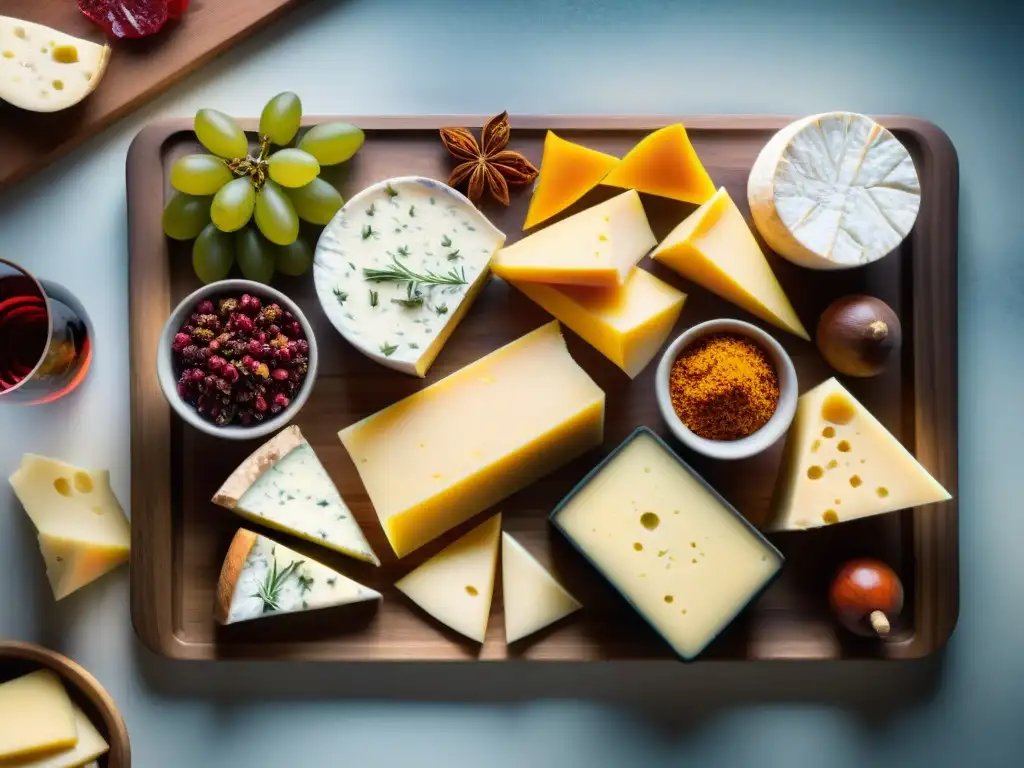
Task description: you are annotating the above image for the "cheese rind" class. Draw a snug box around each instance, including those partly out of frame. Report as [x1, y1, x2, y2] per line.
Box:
[602, 124, 716, 204]
[523, 131, 619, 230]
[13, 703, 109, 768]
[0, 670, 78, 761]
[501, 532, 581, 643]
[339, 321, 605, 558]
[769, 378, 950, 532]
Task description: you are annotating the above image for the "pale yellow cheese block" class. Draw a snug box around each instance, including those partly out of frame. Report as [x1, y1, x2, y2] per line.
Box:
[37, 534, 129, 601]
[12, 702, 109, 768]
[501, 532, 581, 643]
[339, 321, 605, 558]
[769, 378, 951, 532]
[395, 514, 501, 642]
[652, 186, 809, 340]
[491, 190, 656, 287]
[0, 670, 78, 761]
[508, 267, 686, 378]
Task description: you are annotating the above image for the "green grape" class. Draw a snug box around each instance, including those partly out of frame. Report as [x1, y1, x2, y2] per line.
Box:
[170, 154, 233, 196]
[260, 92, 302, 146]
[254, 181, 300, 246]
[267, 149, 320, 188]
[192, 223, 235, 284]
[236, 227, 276, 283]
[195, 109, 249, 159]
[275, 237, 313, 277]
[163, 192, 211, 240]
[210, 177, 256, 233]
[297, 123, 364, 166]
[285, 178, 344, 225]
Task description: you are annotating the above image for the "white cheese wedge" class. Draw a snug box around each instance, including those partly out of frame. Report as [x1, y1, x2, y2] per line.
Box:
[0, 17, 110, 113]
[13, 702, 109, 768]
[212, 426, 379, 565]
[8, 455, 130, 600]
[0, 670, 77, 762]
[395, 514, 501, 643]
[769, 378, 950, 532]
[215, 529, 381, 625]
[501, 532, 581, 644]
[314, 176, 505, 377]
[748, 112, 921, 270]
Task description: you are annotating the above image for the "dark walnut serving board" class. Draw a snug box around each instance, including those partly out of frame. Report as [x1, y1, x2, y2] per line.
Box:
[127, 116, 958, 661]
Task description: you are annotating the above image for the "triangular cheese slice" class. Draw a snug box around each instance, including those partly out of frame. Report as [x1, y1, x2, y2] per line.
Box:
[501, 533, 581, 643]
[769, 378, 951, 532]
[602, 123, 716, 203]
[37, 534, 127, 601]
[652, 187, 810, 340]
[395, 514, 501, 642]
[14, 702, 110, 768]
[523, 131, 619, 230]
[215, 529, 381, 624]
[213, 426, 379, 565]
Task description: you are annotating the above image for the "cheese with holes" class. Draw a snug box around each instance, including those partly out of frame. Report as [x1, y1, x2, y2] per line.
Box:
[602, 124, 716, 204]
[9, 455, 130, 600]
[395, 514, 500, 642]
[552, 428, 782, 660]
[652, 186, 809, 340]
[215, 529, 380, 625]
[213, 426, 379, 565]
[491, 190, 655, 287]
[14, 702, 109, 768]
[509, 267, 685, 378]
[524, 131, 619, 229]
[748, 112, 921, 270]
[0, 17, 110, 113]
[501, 532, 581, 643]
[769, 378, 950, 532]
[0, 670, 77, 761]
[340, 321, 605, 558]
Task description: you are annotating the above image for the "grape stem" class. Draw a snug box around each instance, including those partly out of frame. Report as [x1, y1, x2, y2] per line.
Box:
[227, 135, 273, 191]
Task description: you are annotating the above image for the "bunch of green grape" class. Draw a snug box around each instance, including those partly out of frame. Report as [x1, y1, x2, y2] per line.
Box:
[162, 92, 364, 284]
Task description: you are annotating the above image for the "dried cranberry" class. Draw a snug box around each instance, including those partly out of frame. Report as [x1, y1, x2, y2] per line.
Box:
[283, 311, 294, 321]
[247, 339, 263, 357]
[239, 294, 261, 315]
[172, 332, 191, 351]
[215, 377, 231, 395]
[176, 382, 189, 398]
[232, 314, 254, 334]
[287, 321, 302, 337]
[240, 354, 255, 368]
[274, 347, 292, 364]
[255, 331, 267, 344]
[221, 365, 239, 385]
[207, 355, 227, 373]
[196, 299, 214, 315]
[273, 393, 290, 409]
[268, 324, 281, 336]
[295, 339, 309, 356]
[271, 368, 289, 382]
[203, 375, 218, 394]
[181, 345, 203, 364]
[187, 368, 205, 384]
[254, 394, 268, 413]
[79, 0, 171, 39]
[207, 340, 221, 354]
[246, 358, 262, 374]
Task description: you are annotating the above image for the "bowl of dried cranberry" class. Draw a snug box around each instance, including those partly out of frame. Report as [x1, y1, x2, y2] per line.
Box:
[156, 280, 318, 440]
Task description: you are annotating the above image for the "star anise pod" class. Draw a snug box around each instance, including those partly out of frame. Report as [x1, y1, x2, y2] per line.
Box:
[439, 111, 539, 206]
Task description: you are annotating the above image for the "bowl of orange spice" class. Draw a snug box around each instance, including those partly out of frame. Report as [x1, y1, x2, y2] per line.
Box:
[655, 319, 797, 460]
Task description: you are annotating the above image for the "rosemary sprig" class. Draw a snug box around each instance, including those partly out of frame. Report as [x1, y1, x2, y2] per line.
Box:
[391, 281, 425, 308]
[369, 290, 379, 307]
[254, 558, 304, 613]
[333, 288, 348, 306]
[363, 256, 467, 288]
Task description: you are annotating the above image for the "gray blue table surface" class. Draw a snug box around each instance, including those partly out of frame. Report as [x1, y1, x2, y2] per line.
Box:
[1, 0, 1021, 764]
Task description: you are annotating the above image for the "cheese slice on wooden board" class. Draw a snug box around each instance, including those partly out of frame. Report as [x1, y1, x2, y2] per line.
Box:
[523, 131, 619, 230]
[339, 321, 605, 558]
[215, 529, 381, 625]
[0, 670, 77, 761]
[602, 124, 716, 204]
[501, 532, 581, 643]
[395, 514, 501, 642]
[508, 267, 686, 378]
[212, 425, 379, 566]
[0, 17, 110, 113]
[748, 112, 921, 270]
[652, 186, 809, 340]
[12, 703, 109, 768]
[769, 378, 950, 532]
[491, 190, 655, 287]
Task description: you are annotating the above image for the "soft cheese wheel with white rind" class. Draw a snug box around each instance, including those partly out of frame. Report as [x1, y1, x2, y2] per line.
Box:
[747, 112, 920, 270]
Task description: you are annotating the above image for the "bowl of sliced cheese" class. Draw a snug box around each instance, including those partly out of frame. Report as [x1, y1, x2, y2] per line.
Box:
[0, 641, 130, 767]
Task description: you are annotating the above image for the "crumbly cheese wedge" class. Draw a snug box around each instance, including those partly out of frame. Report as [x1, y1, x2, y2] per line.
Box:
[314, 176, 505, 377]
[215, 529, 381, 625]
[213, 426, 379, 566]
[13, 702, 109, 768]
[501, 532, 581, 643]
[748, 112, 921, 270]
[395, 514, 501, 642]
[523, 131, 619, 229]
[0, 670, 78, 761]
[769, 378, 950, 532]
[0, 17, 110, 112]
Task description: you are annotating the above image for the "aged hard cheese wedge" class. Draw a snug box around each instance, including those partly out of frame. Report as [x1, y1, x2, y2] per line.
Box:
[340, 321, 605, 558]
[602, 124, 716, 204]
[13, 703, 109, 768]
[212, 425, 379, 565]
[9, 455, 130, 600]
[501, 532, 581, 643]
[653, 186, 809, 340]
[215, 529, 381, 625]
[552, 428, 782, 660]
[0, 17, 110, 112]
[509, 267, 686, 378]
[523, 131, 619, 229]
[748, 112, 921, 270]
[395, 514, 501, 642]
[769, 378, 950, 532]
[0, 670, 77, 761]
[491, 190, 655, 287]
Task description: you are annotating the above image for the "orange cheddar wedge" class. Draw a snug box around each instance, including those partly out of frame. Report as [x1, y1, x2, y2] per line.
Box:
[602, 123, 716, 204]
[523, 132, 619, 230]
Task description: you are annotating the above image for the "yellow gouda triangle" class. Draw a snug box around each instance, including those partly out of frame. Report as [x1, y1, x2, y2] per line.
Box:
[602, 124, 716, 204]
[524, 131, 619, 230]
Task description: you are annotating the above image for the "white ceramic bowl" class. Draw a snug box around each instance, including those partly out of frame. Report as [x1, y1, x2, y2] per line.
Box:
[655, 319, 797, 461]
[156, 279, 318, 441]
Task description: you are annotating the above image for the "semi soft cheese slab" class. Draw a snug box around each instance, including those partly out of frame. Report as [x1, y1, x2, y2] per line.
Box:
[602, 123, 716, 204]
[13, 703, 109, 768]
[523, 131, 619, 230]
[340, 321, 605, 558]
[769, 378, 950, 532]
[551, 428, 782, 660]
[0, 670, 77, 761]
[501, 532, 582, 643]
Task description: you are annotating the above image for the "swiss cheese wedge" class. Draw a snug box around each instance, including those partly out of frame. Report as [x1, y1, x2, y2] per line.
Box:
[501, 532, 581, 643]
[602, 123, 716, 204]
[524, 131, 619, 230]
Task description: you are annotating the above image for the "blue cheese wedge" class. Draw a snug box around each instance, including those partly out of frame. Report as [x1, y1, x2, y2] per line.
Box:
[215, 529, 381, 625]
[313, 176, 505, 377]
[212, 426, 379, 566]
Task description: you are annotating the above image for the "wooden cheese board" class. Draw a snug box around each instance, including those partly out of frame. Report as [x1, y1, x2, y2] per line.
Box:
[127, 115, 958, 661]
